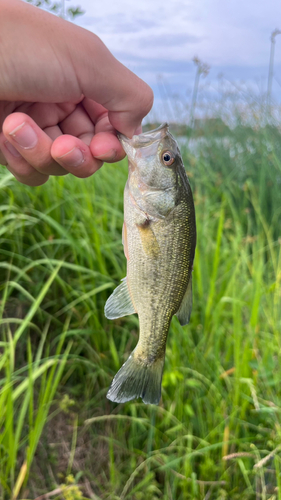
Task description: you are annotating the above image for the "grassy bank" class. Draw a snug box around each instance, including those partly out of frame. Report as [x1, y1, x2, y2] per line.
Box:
[0, 123, 281, 499]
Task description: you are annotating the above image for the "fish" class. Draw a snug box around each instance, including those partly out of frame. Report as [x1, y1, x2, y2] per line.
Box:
[105, 123, 196, 405]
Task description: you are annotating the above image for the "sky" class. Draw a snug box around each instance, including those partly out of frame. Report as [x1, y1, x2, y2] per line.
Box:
[73, 0, 281, 122]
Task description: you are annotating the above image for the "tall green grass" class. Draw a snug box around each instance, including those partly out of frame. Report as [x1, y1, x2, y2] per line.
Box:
[0, 123, 281, 499]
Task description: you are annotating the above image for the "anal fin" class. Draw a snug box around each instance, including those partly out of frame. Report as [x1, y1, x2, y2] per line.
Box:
[105, 278, 136, 320]
[176, 276, 193, 326]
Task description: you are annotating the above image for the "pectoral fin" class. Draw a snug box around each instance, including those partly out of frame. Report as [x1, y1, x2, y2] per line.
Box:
[176, 276, 193, 326]
[105, 278, 136, 319]
[137, 221, 160, 258]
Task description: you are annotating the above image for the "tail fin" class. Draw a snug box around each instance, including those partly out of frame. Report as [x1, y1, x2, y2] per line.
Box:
[106, 351, 165, 405]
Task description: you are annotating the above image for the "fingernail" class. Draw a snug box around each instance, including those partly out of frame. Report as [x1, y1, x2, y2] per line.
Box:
[95, 149, 117, 161]
[9, 122, 37, 149]
[57, 148, 84, 167]
[4, 140, 22, 157]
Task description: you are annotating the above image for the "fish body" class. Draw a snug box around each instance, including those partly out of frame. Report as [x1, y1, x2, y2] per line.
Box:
[105, 124, 196, 405]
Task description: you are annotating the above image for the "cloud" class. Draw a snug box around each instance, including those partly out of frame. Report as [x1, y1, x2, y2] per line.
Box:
[139, 33, 202, 49]
[75, 0, 281, 109]
[82, 13, 157, 33]
[112, 52, 194, 74]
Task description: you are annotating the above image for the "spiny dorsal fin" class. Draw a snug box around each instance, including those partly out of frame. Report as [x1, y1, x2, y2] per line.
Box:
[176, 276, 193, 326]
[104, 278, 136, 320]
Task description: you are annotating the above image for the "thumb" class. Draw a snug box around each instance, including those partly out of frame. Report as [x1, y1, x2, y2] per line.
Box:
[71, 32, 154, 137]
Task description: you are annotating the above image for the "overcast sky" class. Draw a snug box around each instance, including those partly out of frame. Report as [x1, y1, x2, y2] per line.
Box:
[74, 0, 281, 121]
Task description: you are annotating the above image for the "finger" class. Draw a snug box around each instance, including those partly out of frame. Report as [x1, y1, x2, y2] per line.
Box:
[81, 101, 125, 162]
[15, 102, 77, 129]
[44, 125, 63, 141]
[59, 103, 94, 144]
[90, 132, 125, 163]
[51, 134, 103, 178]
[0, 134, 48, 186]
[2, 112, 67, 176]
[82, 100, 112, 131]
[60, 103, 125, 163]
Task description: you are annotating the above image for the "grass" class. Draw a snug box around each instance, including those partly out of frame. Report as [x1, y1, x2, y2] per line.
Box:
[0, 121, 281, 499]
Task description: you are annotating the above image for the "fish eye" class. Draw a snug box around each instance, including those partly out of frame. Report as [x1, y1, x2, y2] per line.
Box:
[161, 151, 175, 166]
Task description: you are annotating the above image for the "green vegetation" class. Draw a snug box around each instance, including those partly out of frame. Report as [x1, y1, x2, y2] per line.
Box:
[1, 122, 281, 499]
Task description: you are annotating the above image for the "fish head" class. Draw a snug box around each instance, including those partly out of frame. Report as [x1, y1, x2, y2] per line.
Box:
[118, 124, 182, 190]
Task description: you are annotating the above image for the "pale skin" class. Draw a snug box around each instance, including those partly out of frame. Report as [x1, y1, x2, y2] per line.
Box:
[0, 0, 154, 186]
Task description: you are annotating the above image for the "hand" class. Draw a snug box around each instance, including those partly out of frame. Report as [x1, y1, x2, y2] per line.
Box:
[0, 0, 153, 185]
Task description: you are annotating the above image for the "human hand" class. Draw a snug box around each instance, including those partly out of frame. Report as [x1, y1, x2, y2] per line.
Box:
[0, 0, 153, 185]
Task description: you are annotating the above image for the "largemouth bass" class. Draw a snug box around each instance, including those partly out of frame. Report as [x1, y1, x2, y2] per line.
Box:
[105, 123, 196, 405]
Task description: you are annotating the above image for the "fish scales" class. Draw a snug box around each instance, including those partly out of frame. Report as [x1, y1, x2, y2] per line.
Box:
[105, 123, 196, 405]
[127, 205, 192, 353]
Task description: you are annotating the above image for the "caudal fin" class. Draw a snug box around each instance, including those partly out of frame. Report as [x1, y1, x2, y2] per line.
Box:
[106, 351, 165, 405]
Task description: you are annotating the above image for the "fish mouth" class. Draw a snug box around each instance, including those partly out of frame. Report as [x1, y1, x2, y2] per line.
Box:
[118, 123, 169, 149]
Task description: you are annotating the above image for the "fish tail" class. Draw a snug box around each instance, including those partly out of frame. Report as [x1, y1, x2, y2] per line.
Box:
[106, 350, 165, 405]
